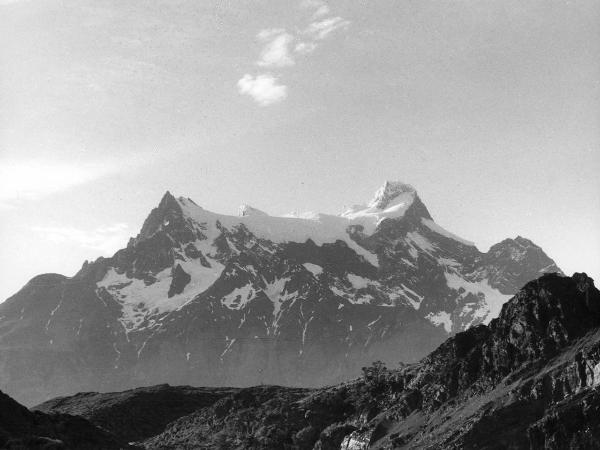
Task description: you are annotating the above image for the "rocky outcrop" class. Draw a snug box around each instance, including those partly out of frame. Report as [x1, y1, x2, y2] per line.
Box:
[168, 264, 191, 297]
[528, 389, 600, 449]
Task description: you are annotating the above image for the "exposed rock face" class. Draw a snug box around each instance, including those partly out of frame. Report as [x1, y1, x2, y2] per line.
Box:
[0, 182, 560, 406]
[37, 273, 600, 449]
[478, 236, 562, 294]
[0, 388, 134, 449]
[528, 389, 600, 449]
[168, 264, 191, 297]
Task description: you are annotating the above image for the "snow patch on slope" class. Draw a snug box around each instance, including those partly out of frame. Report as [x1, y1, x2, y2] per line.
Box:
[407, 232, 436, 255]
[221, 284, 254, 310]
[445, 272, 512, 324]
[220, 277, 296, 329]
[347, 273, 371, 290]
[98, 257, 224, 330]
[330, 277, 376, 305]
[263, 278, 296, 325]
[422, 218, 474, 247]
[396, 284, 424, 309]
[426, 311, 452, 333]
[238, 204, 268, 217]
[303, 263, 323, 277]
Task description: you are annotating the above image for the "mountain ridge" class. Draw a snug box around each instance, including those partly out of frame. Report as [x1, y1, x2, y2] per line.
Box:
[0, 181, 561, 406]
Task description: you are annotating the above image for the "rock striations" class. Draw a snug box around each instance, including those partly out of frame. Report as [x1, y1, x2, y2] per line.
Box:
[0, 181, 560, 406]
[33, 273, 600, 449]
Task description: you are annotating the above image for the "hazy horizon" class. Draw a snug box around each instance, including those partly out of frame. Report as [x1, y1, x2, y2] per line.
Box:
[1, 0, 599, 301]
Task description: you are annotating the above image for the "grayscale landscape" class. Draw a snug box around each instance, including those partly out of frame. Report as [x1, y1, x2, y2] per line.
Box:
[1, 0, 598, 449]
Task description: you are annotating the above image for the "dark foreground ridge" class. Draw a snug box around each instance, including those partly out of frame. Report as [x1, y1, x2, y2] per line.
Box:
[0, 388, 136, 449]
[30, 272, 600, 449]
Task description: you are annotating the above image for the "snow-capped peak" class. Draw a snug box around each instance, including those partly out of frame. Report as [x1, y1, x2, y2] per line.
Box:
[369, 181, 416, 209]
[238, 204, 268, 217]
[340, 180, 417, 224]
[143, 181, 424, 248]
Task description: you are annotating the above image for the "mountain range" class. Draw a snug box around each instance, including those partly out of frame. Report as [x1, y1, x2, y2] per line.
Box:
[0, 181, 561, 406]
[0, 272, 596, 449]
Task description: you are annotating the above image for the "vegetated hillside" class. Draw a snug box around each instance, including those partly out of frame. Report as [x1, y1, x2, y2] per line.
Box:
[0, 182, 559, 406]
[37, 272, 600, 449]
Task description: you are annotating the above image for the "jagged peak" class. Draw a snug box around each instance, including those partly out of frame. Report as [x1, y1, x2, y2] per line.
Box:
[158, 190, 177, 207]
[491, 272, 599, 337]
[238, 204, 268, 217]
[514, 235, 535, 246]
[340, 180, 424, 224]
[487, 236, 536, 253]
[177, 196, 199, 207]
[136, 192, 187, 241]
[150, 192, 200, 213]
[573, 272, 595, 292]
[483, 236, 563, 277]
[494, 236, 537, 247]
[368, 181, 416, 210]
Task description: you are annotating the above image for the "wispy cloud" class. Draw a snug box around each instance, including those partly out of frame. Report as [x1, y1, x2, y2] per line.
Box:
[31, 223, 132, 255]
[237, 74, 288, 106]
[304, 16, 351, 40]
[32, 223, 131, 254]
[312, 5, 330, 19]
[257, 30, 295, 68]
[0, 159, 120, 209]
[0, 153, 157, 209]
[300, 0, 330, 19]
[294, 41, 317, 55]
[237, 1, 350, 106]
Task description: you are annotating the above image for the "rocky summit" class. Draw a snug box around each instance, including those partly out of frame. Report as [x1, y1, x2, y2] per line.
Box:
[0, 181, 560, 406]
[33, 273, 600, 449]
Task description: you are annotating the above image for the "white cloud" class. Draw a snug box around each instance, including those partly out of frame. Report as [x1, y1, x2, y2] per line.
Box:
[304, 16, 350, 40]
[295, 41, 317, 55]
[237, 74, 287, 106]
[300, 0, 330, 18]
[257, 30, 295, 68]
[0, 159, 120, 209]
[32, 223, 131, 255]
[237, 2, 350, 105]
[257, 28, 286, 41]
[313, 5, 330, 18]
[300, 0, 321, 7]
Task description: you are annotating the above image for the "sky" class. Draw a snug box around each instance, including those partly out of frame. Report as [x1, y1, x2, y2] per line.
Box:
[1, 0, 599, 302]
